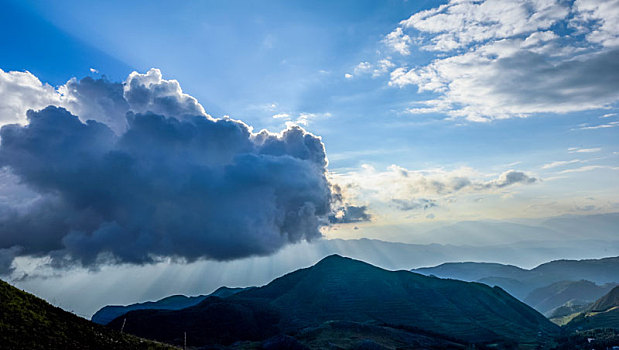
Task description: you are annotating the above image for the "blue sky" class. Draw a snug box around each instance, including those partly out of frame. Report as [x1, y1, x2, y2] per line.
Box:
[1, 0, 618, 241]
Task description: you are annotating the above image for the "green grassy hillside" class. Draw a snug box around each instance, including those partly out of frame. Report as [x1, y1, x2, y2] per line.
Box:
[564, 286, 619, 332]
[0, 279, 177, 350]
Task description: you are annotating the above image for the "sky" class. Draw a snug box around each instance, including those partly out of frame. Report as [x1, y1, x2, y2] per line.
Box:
[0, 0, 618, 316]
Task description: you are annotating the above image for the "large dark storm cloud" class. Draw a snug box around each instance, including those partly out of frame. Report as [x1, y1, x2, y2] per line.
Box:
[0, 84, 335, 267]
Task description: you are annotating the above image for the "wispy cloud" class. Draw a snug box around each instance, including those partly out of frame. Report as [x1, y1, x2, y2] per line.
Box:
[272, 113, 290, 119]
[568, 147, 602, 153]
[542, 159, 581, 169]
[391, 198, 437, 211]
[271, 111, 331, 126]
[327, 148, 409, 162]
[558, 165, 619, 174]
[579, 121, 619, 130]
[285, 112, 331, 127]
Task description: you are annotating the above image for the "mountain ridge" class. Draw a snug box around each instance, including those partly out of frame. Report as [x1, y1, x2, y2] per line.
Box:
[413, 256, 619, 305]
[92, 286, 252, 325]
[108, 254, 559, 348]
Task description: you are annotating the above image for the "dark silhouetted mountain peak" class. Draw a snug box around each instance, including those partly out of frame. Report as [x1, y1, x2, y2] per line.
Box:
[110, 255, 559, 347]
[311, 254, 385, 273]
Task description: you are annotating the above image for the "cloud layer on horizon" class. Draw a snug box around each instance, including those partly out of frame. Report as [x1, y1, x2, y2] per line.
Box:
[331, 165, 539, 218]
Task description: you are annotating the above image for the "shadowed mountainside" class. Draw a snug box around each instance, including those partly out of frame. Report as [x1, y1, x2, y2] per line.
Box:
[109, 255, 559, 348]
[524, 280, 617, 315]
[590, 285, 619, 312]
[564, 286, 619, 332]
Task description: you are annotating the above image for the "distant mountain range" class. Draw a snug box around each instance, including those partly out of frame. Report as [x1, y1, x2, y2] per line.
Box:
[324, 216, 619, 271]
[92, 255, 619, 328]
[91, 286, 252, 325]
[387, 212, 619, 246]
[17, 234, 619, 319]
[7, 253, 619, 349]
[413, 256, 619, 314]
[422, 221, 567, 246]
[107, 255, 559, 348]
[0, 279, 174, 350]
[291, 237, 619, 274]
[414, 256, 619, 287]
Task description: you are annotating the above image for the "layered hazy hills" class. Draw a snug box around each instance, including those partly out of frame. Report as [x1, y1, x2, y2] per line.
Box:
[108, 255, 559, 348]
[414, 262, 530, 285]
[564, 286, 619, 332]
[46, 222, 619, 319]
[0, 279, 176, 350]
[86, 242, 619, 324]
[413, 256, 619, 311]
[92, 286, 252, 325]
[524, 280, 617, 316]
[414, 256, 619, 289]
[412, 212, 619, 246]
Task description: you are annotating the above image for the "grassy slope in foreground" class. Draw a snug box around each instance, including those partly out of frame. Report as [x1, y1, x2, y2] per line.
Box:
[0, 279, 177, 350]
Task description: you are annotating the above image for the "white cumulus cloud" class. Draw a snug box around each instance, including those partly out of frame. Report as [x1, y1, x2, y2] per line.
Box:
[383, 27, 412, 55]
[383, 0, 619, 121]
